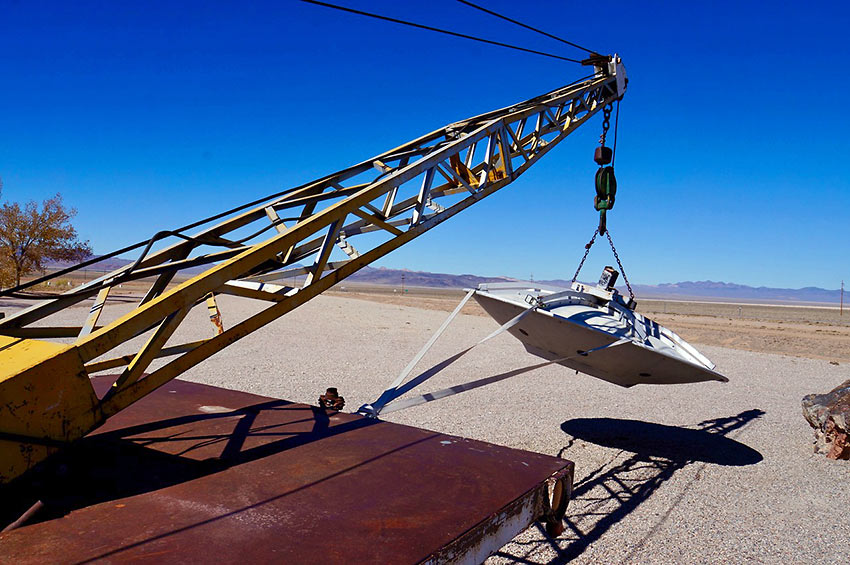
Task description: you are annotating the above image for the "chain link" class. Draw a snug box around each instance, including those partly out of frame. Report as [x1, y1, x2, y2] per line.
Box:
[599, 104, 612, 146]
[571, 228, 598, 283]
[606, 230, 634, 300]
[571, 228, 635, 301]
[573, 104, 628, 294]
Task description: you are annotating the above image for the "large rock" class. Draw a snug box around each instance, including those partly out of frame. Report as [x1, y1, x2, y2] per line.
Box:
[802, 379, 850, 460]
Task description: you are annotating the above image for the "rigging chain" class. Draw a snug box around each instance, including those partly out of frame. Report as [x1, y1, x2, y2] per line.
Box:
[599, 104, 612, 146]
[571, 228, 598, 284]
[606, 230, 634, 300]
[572, 99, 633, 300]
[570, 228, 634, 301]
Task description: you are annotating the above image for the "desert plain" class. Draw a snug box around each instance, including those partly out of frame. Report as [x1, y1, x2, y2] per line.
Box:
[1, 284, 848, 564]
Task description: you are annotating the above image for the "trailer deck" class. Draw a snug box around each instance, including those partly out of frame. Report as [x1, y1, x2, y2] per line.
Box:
[1, 376, 573, 564]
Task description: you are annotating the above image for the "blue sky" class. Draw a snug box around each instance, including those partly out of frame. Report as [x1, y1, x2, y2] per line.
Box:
[1, 0, 847, 289]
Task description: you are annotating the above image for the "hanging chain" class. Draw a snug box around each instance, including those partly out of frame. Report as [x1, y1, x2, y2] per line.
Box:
[571, 103, 628, 291]
[598, 104, 612, 146]
[571, 228, 599, 283]
[605, 230, 634, 300]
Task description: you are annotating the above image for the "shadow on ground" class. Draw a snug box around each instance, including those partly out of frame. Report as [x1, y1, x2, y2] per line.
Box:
[561, 413, 764, 466]
[493, 409, 765, 564]
[0, 400, 378, 529]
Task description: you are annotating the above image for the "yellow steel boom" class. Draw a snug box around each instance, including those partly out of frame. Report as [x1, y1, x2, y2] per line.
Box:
[0, 58, 626, 483]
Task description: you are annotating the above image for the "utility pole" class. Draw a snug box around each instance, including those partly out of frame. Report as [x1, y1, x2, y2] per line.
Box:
[401, 273, 405, 294]
[841, 280, 844, 316]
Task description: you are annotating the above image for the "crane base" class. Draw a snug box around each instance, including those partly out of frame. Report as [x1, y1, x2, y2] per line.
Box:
[0, 376, 573, 564]
[0, 336, 100, 484]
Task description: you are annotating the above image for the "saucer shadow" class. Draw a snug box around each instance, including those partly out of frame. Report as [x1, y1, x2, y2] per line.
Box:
[491, 411, 765, 563]
[561, 416, 763, 466]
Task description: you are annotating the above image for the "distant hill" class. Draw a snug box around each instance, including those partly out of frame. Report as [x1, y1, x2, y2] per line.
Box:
[45, 255, 210, 274]
[537, 278, 840, 304]
[351, 269, 842, 305]
[470, 277, 841, 305]
[44, 258, 842, 305]
[628, 281, 842, 304]
[348, 266, 514, 288]
[46, 255, 135, 271]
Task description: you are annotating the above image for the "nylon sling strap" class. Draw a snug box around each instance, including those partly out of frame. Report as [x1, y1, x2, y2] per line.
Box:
[359, 288, 629, 417]
[378, 337, 629, 415]
[359, 289, 537, 417]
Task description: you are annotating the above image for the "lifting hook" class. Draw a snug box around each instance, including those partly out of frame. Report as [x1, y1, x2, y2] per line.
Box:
[593, 104, 617, 235]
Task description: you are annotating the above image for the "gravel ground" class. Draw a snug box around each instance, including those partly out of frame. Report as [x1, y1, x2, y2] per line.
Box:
[4, 293, 849, 563]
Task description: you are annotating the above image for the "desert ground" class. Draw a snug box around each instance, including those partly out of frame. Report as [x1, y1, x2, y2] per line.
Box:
[1, 285, 848, 564]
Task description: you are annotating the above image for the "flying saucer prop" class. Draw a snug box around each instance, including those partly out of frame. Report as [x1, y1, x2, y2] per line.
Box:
[472, 269, 727, 388]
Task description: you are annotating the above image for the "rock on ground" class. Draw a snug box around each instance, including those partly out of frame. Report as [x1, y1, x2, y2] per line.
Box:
[802, 379, 850, 459]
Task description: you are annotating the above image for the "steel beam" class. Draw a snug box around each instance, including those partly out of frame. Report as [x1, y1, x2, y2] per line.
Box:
[0, 61, 626, 483]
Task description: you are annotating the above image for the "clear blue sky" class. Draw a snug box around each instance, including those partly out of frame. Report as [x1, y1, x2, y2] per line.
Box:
[1, 0, 847, 289]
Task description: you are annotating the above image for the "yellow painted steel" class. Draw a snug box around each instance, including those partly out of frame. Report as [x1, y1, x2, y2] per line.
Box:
[0, 68, 624, 484]
[0, 336, 101, 483]
[205, 293, 225, 335]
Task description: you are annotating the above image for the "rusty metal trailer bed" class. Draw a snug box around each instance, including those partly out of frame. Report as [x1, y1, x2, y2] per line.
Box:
[0, 376, 572, 564]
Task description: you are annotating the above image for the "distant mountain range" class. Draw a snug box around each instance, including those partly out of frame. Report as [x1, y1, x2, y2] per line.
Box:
[48, 256, 138, 272]
[348, 266, 511, 288]
[46, 255, 208, 274]
[626, 281, 842, 303]
[349, 267, 843, 305]
[45, 258, 842, 305]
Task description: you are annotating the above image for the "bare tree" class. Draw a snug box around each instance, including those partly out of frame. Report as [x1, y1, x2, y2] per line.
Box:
[0, 193, 92, 288]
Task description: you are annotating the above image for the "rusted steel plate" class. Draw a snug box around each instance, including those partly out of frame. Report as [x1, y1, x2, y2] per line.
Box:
[0, 376, 572, 564]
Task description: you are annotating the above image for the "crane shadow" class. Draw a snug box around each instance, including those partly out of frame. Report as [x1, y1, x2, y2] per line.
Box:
[0, 399, 383, 529]
[493, 409, 765, 564]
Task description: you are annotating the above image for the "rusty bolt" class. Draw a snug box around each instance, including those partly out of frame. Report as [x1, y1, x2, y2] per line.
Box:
[318, 387, 345, 411]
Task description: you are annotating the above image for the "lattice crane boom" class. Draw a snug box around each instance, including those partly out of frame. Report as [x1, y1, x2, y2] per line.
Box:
[0, 57, 626, 483]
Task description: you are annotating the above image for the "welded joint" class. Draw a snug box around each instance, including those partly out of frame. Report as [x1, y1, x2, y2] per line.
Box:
[336, 231, 360, 258]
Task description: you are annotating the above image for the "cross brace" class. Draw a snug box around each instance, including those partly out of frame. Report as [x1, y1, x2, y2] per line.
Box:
[0, 58, 626, 483]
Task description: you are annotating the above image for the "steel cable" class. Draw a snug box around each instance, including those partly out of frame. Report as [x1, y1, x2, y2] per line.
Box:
[300, 0, 584, 63]
[456, 0, 600, 55]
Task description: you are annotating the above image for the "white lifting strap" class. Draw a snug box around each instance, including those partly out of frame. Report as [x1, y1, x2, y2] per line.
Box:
[380, 338, 628, 415]
[358, 289, 627, 418]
